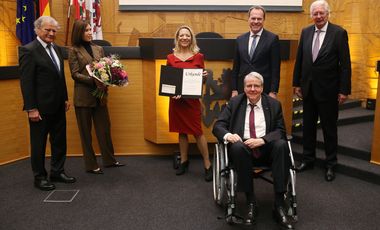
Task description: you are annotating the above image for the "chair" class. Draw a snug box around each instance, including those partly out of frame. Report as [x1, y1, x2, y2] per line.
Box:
[195, 32, 223, 39]
[92, 39, 112, 46]
[212, 136, 298, 225]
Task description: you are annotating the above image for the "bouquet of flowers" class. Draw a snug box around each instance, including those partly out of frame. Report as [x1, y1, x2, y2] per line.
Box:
[86, 54, 128, 99]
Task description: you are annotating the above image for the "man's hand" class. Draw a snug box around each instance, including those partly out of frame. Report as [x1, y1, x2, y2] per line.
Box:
[202, 70, 208, 82]
[231, 90, 238, 98]
[172, 95, 182, 100]
[294, 87, 303, 98]
[226, 133, 242, 143]
[65, 101, 70, 112]
[338, 94, 348, 104]
[244, 138, 265, 149]
[269, 92, 277, 99]
[28, 109, 42, 122]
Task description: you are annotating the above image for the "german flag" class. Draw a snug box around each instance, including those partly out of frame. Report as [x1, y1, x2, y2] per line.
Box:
[38, 0, 50, 16]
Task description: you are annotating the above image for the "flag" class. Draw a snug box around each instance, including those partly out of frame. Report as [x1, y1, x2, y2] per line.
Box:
[16, 0, 36, 45]
[78, 0, 87, 20]
[86, 0, 103, 40]
[69, 0, 80, 19]
[39, 0, 51, 16]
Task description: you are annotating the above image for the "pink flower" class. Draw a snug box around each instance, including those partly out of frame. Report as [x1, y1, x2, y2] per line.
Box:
[94, 62, 104, 69]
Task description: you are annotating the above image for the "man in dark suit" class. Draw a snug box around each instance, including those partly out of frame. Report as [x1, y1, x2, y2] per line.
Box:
[213, 72, 293, 229]
[231, 5, 281, 99]
[293, 0, 351, 182]
[19, 16, 76, 191]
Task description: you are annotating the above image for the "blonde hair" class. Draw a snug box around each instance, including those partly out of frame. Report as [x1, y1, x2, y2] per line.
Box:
[173, 25, 200, 54]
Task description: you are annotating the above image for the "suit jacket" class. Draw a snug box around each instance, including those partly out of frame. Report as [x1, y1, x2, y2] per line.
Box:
[212, 93, 286, 144]
[19, 39, 68, 114]
[68, 44, 104, 107]
[293, 22, 351, 101]
[231, 29, 281, 94]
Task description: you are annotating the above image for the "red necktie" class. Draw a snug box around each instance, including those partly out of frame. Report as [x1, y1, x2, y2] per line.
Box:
[249, 104, 261, 158]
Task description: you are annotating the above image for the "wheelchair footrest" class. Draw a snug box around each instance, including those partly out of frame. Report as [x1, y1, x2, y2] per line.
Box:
[225, 213, 245, 225]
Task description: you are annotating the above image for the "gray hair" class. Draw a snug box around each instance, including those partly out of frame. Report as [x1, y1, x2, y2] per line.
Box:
[310, 0, 330, 17]
[34, 16, 60, 33]
[244, 72, 264, 86]
[248, 5, 266, 19]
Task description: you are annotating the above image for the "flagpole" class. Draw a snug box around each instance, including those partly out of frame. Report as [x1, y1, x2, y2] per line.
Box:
[65, 0, 72, 46]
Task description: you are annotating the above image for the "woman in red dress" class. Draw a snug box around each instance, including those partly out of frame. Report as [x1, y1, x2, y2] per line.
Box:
[166, 25, 212, 181]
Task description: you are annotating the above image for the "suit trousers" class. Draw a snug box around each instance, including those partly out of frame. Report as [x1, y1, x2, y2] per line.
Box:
[29, 104, 67, 179]
[228, 139, 290, 193]
[302, 89, 339, 168]
[75, 105, 116, 171]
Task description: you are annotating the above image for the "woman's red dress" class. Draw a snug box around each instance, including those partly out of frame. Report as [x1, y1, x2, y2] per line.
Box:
[166, 52, 205, 136]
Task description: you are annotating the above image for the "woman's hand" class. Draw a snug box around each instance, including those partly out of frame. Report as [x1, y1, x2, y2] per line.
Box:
[172, 95, 182, 100]
[94, 78, 107, 90]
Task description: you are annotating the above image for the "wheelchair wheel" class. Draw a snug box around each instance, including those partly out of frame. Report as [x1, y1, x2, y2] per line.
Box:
[213, 144, 226, 205]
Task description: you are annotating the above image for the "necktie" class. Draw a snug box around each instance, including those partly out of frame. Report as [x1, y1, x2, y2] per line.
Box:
[249, 35, 258, 59]
[312, 30, 321, 62]
[46, 43, 60, 71]
[249, 104, 261, 158]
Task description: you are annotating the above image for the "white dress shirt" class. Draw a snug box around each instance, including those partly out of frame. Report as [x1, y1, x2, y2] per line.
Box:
[243, 97, 266, 139]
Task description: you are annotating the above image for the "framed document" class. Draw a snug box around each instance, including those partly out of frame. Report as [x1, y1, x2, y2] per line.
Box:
[159, 65, 203, 98]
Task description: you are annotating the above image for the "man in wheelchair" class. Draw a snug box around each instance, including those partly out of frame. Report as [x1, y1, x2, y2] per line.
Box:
[212, 72, 294, 229]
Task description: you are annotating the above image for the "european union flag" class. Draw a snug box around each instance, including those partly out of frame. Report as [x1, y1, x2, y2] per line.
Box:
[16, 0, 36, 45]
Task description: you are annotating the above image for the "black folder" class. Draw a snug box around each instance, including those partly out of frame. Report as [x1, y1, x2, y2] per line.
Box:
[159, 65, 203, 98]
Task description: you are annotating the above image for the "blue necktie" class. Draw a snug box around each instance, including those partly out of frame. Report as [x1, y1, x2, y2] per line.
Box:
[46, 43, 60, 71]
[249, 35, 258, 59]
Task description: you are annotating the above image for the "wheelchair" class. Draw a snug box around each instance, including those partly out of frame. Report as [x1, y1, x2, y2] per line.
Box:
[212, 137, 298, 225]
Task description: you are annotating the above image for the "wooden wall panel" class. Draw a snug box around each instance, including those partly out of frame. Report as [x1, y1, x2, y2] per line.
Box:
[371, 70, 380, 165]
[1, 0, 18, 66]
[1, 0, 380, 164]
[0, 80, 29, 164]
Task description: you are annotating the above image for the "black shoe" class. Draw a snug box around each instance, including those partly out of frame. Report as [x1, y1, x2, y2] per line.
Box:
[34, 179, 55, 191]
[176, 161, 189, 175]
[87, 168, 104, 174]
[245, 203, 257, 225]
[296, 161, 314, 172]
[50, 172, 76, 183]
[204, 166, 212, 182]
[273, 206, 294, 229]
[105, 161, 125, 168]
[325, 167, 335, 182]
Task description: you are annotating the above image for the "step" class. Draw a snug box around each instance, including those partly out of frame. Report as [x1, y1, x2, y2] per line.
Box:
[291, 142, 380, 185]
[292, 122, 373, 161]
[292, 99, 362, 120]
[292, 106, 374, 132]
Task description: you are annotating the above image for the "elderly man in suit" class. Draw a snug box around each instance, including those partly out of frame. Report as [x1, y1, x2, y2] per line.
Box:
[213, 72, 293, 229]
[231, 5, 281, 98]
[19, 16, 76, 191]
[293, 0, 351, 182]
